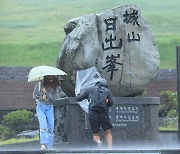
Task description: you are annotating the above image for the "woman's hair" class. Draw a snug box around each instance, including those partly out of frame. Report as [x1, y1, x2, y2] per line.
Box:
[44, 75, 60, 90]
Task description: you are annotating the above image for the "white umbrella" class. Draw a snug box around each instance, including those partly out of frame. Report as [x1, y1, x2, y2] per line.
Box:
[75, 66, 106, 112]
[28, 65, 67, 82]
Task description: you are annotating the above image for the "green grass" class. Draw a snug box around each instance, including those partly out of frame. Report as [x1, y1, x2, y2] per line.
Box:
[0, 137, 39, 146]
[0, 42, 61, 67]
[0, 0, 180, 68]
[157, 34, 180, 68]
[159, 126, 178, 131]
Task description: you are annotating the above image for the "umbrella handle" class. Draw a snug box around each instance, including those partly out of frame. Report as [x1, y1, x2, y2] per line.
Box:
[38, 79, 44, 92]
[38, 81, 41, 92]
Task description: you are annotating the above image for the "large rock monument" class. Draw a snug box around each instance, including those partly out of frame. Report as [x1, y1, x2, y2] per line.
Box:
[55, 4, 160, 147]
[57, 4, 160, 97]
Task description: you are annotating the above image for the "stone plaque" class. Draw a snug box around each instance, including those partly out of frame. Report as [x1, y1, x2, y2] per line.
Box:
[109, 104, 144, 128]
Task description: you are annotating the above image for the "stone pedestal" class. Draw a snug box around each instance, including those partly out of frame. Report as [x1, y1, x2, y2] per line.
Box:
[54, 97, 160, 148]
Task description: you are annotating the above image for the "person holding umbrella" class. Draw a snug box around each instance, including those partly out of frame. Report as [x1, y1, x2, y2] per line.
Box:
[33, 75, 66, 150]
[76, 81, 114, 150]
[28, 65, 67, 150]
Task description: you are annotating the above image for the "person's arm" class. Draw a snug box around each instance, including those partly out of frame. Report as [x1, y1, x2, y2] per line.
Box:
[75, 89, 88, 102]
[107, 90, 114, 107]
[33, 84, 43, 100]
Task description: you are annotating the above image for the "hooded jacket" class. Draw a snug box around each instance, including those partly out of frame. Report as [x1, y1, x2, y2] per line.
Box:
[76, 82, 114, 113]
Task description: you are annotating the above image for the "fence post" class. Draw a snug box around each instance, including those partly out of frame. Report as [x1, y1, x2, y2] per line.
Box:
[176, 46, 180, 141]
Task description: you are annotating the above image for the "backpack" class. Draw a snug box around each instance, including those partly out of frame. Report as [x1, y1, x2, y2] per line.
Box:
[89, 86, 108, 111]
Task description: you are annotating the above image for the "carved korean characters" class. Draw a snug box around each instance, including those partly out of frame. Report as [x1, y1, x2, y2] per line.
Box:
[57, 4, 160, 96]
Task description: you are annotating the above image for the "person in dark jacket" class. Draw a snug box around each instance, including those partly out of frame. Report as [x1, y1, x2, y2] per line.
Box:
[76, 81, 114, 149]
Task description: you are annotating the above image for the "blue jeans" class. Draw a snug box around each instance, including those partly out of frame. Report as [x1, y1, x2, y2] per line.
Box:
[36, 102, 54, 149]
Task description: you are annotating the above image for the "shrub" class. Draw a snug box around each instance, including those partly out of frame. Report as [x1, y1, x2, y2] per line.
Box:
[2, 110, 33, 134]
[159, 91, 177, 117]
[167, 109, 178, 118]
[159, 104, 169, 117]
[0, 125, 15, 141]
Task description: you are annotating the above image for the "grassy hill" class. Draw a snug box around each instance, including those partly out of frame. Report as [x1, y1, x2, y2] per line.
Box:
[0, 0, 180, 68]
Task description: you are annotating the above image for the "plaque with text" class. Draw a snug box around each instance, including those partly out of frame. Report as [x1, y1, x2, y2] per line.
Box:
[109, 104, 144, 128]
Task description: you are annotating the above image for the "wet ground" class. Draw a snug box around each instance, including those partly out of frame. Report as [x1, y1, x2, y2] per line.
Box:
[0, 141, 180, 154]
[0, 148, 180, 154]
[0, 132, 180, 153]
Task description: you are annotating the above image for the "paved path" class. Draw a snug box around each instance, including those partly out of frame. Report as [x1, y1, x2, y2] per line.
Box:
[0, 141, 180, 154]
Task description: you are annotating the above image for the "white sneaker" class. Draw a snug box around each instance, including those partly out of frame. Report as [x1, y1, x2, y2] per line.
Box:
[41, 144, 47, 150]
[97, 140, 103, 150]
